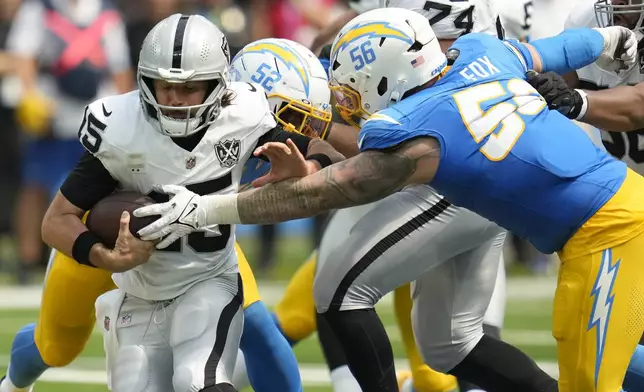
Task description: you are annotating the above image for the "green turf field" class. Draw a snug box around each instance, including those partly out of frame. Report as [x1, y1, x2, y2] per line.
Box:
[0, 287, 556, 391]
[0, 234, 559, 391]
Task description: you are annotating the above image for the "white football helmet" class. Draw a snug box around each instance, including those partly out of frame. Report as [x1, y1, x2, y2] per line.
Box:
[137, 14, 231, 137]
[595, 0, 644, 35]
[230, 38, 332, 138]
[329, 8, 447, 127]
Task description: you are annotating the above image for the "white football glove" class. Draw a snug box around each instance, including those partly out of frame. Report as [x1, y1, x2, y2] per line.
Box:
[594, 26, 638, 74]
[133, 185, 208, 249]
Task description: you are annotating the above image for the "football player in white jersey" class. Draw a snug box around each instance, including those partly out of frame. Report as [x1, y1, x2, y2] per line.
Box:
[39, 14, 342, 392]
[497, 0, 533, 42]
[136, 9, 560, 392]
[311, 0, 504, 54]
[554, 0, 644, 157]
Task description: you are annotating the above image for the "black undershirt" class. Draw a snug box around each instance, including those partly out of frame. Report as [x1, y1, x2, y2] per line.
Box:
[60, 125, 312, 211]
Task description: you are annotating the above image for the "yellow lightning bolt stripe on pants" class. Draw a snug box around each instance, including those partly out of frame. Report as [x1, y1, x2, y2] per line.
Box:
[274, 253, 457, 392]
[555, 169, 644, 392]
[35, 236, 260, 367]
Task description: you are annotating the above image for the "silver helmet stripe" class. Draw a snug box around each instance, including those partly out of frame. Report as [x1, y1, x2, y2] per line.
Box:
[172, 15, 191, 69]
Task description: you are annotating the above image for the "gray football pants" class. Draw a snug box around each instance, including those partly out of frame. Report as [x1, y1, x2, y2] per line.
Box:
[314, 184, 506, 372]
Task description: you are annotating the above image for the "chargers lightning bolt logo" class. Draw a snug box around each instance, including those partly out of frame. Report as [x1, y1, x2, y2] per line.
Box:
[587, 248, 620, 389]
[241, 41, 310, 96]
[332, 21, 413, 60]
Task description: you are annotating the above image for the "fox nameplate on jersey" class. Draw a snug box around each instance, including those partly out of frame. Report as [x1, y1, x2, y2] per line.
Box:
[215, 139, 241, 168]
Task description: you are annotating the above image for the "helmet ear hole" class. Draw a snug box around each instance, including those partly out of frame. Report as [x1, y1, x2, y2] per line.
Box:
[141, 76, 159, 120]
[142, 76, 156, 99]
[377, 77, 388, 96]
[408, 41, 423, 52]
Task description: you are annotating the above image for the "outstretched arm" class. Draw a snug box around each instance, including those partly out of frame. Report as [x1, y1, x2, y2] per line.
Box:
[505, 26, 636, 75]
[209, 136, 441, 225]
[133, 137, 440, 242]
[581, 84, 644, 131]
[527, 71, 644, 131]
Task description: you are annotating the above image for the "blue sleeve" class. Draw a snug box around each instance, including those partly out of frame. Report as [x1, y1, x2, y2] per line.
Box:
[358, 115, 439, 152]
[507, 28, 604, 74]
[240, 158, 270, 185]
[450, 34, 531, 79]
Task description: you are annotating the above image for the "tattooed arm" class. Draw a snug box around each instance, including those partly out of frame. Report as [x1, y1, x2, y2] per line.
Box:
[205, 136, 441, 225]
[133, 136, 440, 241]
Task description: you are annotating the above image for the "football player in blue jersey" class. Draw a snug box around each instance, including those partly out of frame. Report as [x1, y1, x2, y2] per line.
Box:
[526, 68, 644, 392]
[135, 7, 644, 392]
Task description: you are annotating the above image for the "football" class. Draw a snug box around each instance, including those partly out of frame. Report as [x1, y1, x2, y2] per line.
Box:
[86, 191, 160, 248]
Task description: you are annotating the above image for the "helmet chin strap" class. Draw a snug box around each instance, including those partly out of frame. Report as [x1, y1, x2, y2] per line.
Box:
[387, 78, 409, 108]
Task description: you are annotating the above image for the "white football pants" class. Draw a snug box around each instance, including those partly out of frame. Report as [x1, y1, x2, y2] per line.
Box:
[96, 273, 244, 392]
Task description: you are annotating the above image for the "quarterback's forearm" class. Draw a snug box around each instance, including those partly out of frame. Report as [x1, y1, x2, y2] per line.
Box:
[42, 192, 121, 271]
[202, 137, 440, 225]
[582, 84, 644, 131]
[41, 193, 110, 267]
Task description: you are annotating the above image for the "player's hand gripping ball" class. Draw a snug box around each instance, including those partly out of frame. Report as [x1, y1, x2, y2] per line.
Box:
[86, 191, 160, 248]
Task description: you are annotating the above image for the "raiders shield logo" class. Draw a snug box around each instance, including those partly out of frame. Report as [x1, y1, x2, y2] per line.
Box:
[215, 139, 241, 168]
[221, 36, 231, 64]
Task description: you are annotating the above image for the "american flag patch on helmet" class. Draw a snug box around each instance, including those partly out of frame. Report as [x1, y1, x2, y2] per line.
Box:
[411, 56, 425, 68]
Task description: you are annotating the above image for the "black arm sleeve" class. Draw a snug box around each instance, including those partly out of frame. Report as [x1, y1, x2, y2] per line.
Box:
[255, 125, 312, 162]
[59, 152, 119, 211]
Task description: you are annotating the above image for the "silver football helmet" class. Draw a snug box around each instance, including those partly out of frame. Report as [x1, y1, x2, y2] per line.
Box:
[137, 14, 231, 137]
[595, 0, 644, 35]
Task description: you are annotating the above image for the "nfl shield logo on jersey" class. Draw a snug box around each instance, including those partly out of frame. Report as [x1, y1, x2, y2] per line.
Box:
[215, 139, 241, 168]
[104, 316, 110, 331]
[185, 156, 196, 170]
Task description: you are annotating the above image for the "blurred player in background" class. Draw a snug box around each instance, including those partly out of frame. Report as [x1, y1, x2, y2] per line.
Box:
[6, 0, 133, 284]
[310, 0, 503, 54]
[497, 0, 532, 42]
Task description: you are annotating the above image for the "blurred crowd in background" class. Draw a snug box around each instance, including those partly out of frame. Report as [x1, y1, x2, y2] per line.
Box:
[0, 0, 582, 285]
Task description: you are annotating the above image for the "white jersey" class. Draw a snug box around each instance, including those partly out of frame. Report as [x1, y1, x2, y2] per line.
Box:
[497, 0, 532, 41]
[349, 0, 501, 39]
[80, 82, 276, 300]
[565, 3, 644, 174]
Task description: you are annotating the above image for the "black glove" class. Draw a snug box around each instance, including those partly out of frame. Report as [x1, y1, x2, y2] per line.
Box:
[526, 70, 584, 119]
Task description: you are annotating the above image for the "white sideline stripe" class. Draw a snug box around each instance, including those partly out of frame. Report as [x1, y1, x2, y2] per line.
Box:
[0, 277, 557, 309]
[29, 362, 560, 386]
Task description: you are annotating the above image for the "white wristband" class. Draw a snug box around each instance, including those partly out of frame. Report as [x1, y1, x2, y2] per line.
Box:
[202, 193, 241, 225]
[574, 89, 589, 120]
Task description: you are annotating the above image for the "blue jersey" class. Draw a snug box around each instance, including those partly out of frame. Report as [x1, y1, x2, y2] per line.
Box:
[240, 157, 271, 186]
[358, 33, 626, 254]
